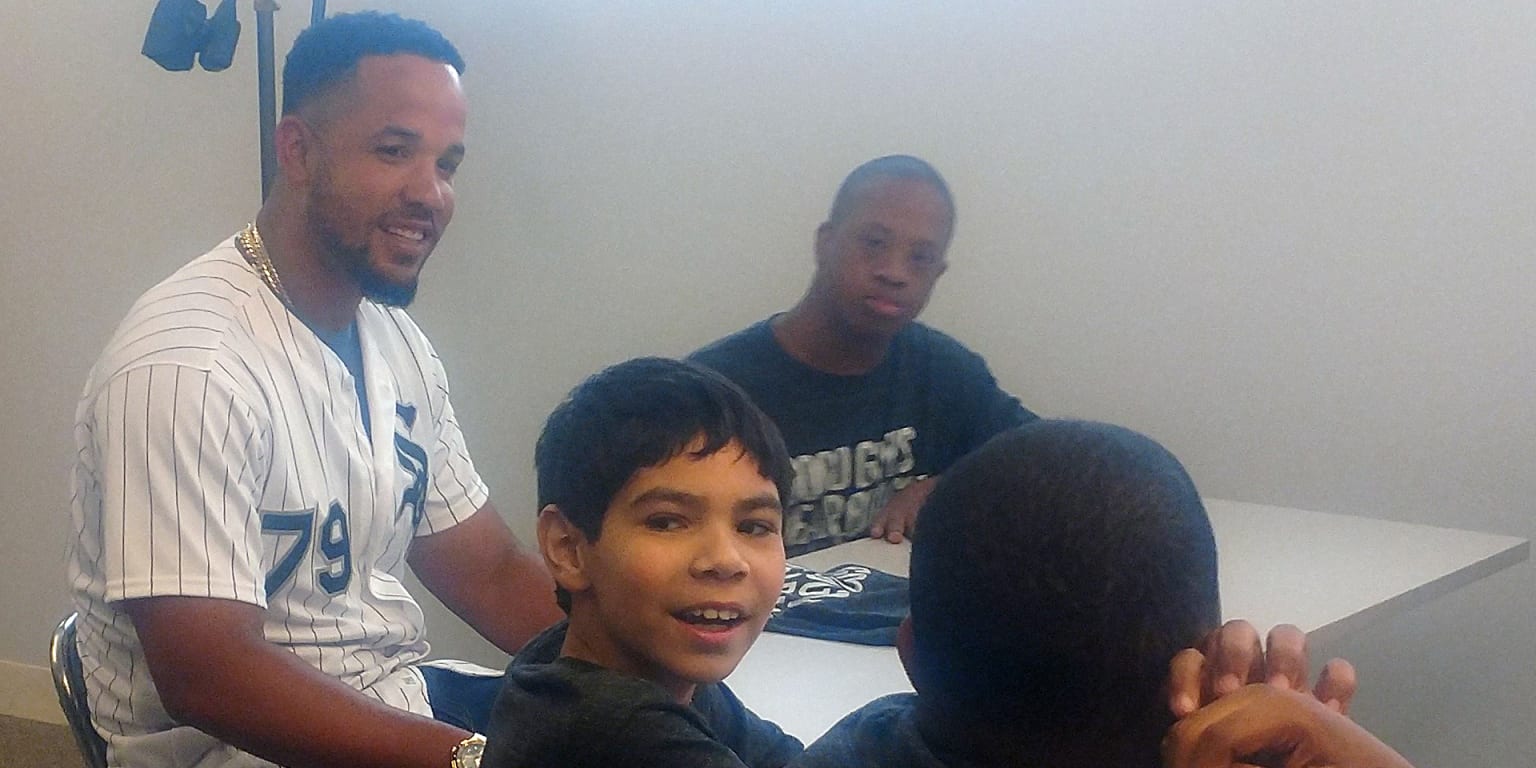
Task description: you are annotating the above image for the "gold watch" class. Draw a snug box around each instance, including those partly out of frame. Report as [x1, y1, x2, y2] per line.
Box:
[451, 733, 486, 768]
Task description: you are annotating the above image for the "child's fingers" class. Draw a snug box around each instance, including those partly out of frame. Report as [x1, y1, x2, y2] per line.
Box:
[1202, 619, 1264, 698]
[1261, 624, 1308, 692]
[1166, 647, 1208, 717]
[1313, 657, 1358, 715]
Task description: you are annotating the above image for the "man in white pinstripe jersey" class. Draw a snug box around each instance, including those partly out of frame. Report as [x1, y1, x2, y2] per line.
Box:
[68, 12, 561, 768]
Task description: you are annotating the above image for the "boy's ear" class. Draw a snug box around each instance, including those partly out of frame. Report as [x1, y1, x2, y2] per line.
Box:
[537, 504, 592, 596]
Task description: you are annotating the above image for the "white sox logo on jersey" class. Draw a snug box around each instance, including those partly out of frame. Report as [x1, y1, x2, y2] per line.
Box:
[394, 402, 429, 527]
[260, 402, 430, 599]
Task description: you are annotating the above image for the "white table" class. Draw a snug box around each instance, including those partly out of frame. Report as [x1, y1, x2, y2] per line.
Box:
[725, 499, 1529, 742]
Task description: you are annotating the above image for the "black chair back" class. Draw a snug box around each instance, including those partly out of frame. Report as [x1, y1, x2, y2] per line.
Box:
[50, 613, 108, 768]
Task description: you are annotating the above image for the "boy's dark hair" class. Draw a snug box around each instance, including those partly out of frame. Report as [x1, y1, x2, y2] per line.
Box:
[537, 357, 794, 543]
[282, 11, 465, 116]
[908, 420, 1219, 738]
[826, 155, 956, 233]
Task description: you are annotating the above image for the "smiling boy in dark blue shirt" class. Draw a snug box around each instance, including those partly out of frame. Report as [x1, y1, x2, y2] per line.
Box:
[483, 358, 801, 768]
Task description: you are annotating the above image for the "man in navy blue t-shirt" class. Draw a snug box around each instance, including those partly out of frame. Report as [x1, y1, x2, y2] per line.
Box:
[690, 155, 1035, 556]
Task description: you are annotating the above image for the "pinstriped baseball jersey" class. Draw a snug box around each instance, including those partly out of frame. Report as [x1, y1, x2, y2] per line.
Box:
[68, 236, 489, 768]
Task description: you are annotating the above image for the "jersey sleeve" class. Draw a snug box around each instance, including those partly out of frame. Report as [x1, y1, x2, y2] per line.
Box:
[87, 362, 269, 607]
[413, 346, 490, 536]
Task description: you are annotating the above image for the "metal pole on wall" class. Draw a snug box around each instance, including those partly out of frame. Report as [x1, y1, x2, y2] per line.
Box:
[256, 0, 278, 200]
[255, 1, 325, 201]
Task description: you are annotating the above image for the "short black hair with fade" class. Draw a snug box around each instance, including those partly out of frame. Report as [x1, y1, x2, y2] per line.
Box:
[536, 357, 794, 544]
[909, 420, 1219, 739]
[281, 11, 466, 116]
[825, 155, 956, 235]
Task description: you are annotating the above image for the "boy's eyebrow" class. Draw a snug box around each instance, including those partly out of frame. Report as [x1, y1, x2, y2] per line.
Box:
[629, 487, 705, 510]
[735, 493, 784, 514]
[626, 488, 782, 514]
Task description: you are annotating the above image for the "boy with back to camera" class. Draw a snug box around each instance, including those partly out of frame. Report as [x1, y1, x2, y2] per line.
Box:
[793, 420, 1413, 768]
[481, 357, 803, 767]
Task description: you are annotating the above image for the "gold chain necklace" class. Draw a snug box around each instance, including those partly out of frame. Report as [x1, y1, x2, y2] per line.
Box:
[235, 222, 293, 306]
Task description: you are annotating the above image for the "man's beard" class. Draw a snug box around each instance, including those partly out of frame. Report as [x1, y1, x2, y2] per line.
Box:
[309, 183, 421, 307]
[357, 263, 419, 307]
[327, 234, 420, 307]
[339, 239, 414, 305]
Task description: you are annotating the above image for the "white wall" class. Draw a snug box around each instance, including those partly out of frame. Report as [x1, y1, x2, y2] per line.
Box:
[3, 0, 1532, 762]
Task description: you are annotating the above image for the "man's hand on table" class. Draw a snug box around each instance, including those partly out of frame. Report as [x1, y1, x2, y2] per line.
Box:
[869, 476, 937, 544]
[1166, 620, 1357, 718]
